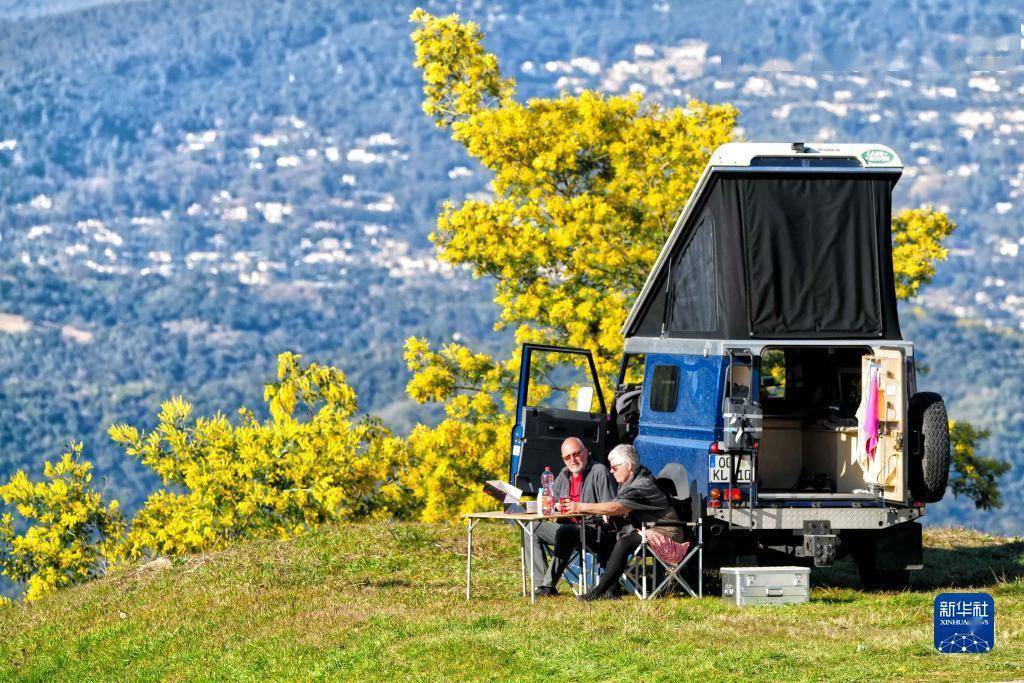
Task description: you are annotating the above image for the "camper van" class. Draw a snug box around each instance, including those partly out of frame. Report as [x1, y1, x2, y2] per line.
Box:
[508, 143, 950, 588]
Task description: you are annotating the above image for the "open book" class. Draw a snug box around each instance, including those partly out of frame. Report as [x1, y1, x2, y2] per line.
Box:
[482, 480, 525, 513]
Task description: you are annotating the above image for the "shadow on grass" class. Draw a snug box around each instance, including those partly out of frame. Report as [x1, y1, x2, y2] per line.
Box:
[914, 540, 1024, 589]
[813, 538, 1024, 591]
[813, 596, 858, 604]
[359, 577, 413, 589]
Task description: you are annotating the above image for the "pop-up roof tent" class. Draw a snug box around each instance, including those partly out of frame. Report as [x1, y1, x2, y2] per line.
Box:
[622, 143, 904, 341]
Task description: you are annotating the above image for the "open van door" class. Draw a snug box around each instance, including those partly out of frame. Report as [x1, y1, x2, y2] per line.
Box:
[509, 344, 608, 493]
[853, 348, 907, 503]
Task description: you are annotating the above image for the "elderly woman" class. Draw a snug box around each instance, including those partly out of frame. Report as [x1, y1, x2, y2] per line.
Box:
[566, 443, 684, 601]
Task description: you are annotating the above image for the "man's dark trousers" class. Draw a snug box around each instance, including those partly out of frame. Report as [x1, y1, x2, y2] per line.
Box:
[532, 521, 609, 590]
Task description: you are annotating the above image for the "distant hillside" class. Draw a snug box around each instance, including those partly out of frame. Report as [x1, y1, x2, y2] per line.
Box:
[0, 523, 1022, 680]
[0, 0, 1020, 530]
[0, 0, 115, 19]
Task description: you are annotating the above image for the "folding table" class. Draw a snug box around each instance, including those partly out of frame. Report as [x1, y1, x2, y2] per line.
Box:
[462, 510, 594, 604]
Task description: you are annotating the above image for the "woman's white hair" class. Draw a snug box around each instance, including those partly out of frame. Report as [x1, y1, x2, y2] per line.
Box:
[607, 444, 640, 468]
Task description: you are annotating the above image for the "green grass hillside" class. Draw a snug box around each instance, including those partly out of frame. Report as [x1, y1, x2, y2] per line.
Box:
[1, 524, 1022, 681]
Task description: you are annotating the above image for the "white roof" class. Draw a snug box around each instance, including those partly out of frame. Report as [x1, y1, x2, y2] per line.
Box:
[620, 142, 903, 336]
[709, 142, 902, 168]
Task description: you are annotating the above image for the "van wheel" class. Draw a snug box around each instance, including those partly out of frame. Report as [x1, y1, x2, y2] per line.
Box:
[907, 392, 950, 503]
[850, 537, 913, 591]
[857, 565, 911, 591]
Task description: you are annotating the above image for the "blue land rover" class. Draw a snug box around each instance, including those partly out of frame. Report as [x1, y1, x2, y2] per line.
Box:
[508, 143, 950, 588]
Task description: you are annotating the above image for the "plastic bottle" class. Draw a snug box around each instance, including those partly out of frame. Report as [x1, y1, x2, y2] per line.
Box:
[540, 466, 555, 515]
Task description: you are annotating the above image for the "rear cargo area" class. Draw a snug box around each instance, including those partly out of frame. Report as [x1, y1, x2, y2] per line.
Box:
[754, 346, 905, 501]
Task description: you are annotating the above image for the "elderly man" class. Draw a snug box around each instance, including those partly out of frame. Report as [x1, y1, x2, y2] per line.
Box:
[567, 443, 684, 601]
[530, 436, 617, 597]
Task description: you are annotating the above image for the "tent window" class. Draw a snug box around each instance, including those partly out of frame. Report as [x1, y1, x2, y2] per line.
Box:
[668, 214, 717, 332]
[650, 364, 679, 413]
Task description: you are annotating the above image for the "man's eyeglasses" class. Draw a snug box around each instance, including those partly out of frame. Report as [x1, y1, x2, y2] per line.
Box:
[561, 450, 585, 462]
[609, 462, 623, 472]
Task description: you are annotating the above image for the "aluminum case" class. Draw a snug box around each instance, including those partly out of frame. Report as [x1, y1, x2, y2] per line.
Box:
[720, 566, 810, 606]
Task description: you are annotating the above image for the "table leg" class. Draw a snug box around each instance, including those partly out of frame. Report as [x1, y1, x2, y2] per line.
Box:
[519, 525, 527, 597]
[528, 521, 536, 605]
[698, 520, 703, 598]
[641, 537, 647, 599]
[466, 518, 476, 600]
[579, 520, 586, 595]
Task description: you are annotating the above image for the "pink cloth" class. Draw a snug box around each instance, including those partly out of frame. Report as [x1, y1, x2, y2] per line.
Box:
[644, 531, 691, 566]
[864, 368, 879, 459]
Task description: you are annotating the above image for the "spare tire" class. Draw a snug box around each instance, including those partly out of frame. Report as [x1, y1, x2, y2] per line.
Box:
[907, 392, 950, 503]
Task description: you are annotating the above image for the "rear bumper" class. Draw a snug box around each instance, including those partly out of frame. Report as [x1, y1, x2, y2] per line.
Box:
[707, 505, 925, 530]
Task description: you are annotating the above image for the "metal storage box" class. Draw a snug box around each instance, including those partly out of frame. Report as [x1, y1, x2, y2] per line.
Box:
[720, 566, 810, 606]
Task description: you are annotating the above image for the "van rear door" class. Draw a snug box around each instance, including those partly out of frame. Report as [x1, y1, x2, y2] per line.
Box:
[857, 348, 907, 503]
[509, 344, 608, 493]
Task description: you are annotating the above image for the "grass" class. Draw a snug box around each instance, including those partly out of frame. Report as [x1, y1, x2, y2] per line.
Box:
[0, 524, 1022, 682]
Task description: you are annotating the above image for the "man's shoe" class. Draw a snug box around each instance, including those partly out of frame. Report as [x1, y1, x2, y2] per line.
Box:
[576, 589, 620, 602]
[534, 585, 559, 597]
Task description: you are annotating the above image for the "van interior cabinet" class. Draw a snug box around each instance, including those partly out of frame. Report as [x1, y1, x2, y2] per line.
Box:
[757, 422, 860, 494]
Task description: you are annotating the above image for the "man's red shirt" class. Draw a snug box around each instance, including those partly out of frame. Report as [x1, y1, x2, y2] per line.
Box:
[569, 472, 584, 502]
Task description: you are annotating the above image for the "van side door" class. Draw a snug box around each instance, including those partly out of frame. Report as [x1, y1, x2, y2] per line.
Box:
[508, 344, 608, 493]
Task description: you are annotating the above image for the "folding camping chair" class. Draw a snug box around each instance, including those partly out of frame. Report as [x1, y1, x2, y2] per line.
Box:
[621, 464, 703, 599]
[624, 519, 703, 599]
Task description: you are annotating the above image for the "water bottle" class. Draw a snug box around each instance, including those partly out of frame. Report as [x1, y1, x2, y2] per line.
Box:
[540, 466, 555, 515]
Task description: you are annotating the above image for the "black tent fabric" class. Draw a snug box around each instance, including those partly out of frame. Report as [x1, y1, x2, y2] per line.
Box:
[632, 269, 667, 336]
[627, 171, 902, 340]
[739, 177, 886, 337]
[666, 212, 717, 332]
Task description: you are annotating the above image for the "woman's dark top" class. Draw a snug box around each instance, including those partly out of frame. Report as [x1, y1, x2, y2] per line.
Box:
[611, 465, 685, 542]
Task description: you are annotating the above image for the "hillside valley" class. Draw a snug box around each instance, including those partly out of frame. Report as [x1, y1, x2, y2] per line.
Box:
[0, 0, 1021, 532]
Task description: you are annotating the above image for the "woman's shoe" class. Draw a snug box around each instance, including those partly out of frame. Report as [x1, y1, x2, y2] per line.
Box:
[577, 589, 620, 602]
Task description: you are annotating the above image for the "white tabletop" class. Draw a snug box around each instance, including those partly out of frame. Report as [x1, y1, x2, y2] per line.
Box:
[462, 510, 590, 521]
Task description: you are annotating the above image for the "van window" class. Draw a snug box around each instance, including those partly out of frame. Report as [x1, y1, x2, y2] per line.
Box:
[727, 357, 754, 401]
[619, 353, 646, 387]
[650, 365, 679, 412]
[759, 349, 787, 400]
[526, 350, 602, 413]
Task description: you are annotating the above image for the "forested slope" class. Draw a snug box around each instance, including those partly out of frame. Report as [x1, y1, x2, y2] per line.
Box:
[0, 0, 1020, 529]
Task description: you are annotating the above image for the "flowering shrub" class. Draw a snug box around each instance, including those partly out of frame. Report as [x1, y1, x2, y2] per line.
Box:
[0, 443, 124, 602]
[109, 352, 405, 558]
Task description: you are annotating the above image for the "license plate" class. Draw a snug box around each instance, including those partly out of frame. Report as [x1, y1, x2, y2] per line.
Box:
[709, 454, 753, 484]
